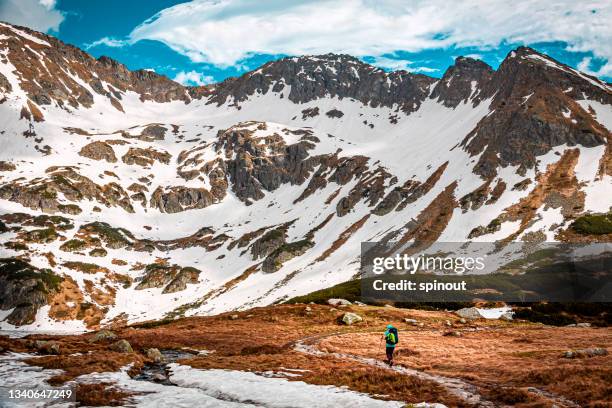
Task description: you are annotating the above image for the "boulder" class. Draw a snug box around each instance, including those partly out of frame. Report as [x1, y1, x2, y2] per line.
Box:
[455, 307, 484, 320]
[145, 348, 165, 363]
[89, 329, 117, 343]
[35, 340, 60, 355]
[110, 339, 133, 353]
[341, 312, 363, 325]
[499, 312, 513, 321]
[328, 298, 352, 306]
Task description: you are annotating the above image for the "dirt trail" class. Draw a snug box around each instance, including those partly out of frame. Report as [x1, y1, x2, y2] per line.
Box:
[294, 331, 581, 408]
[294, 332, 494, 407]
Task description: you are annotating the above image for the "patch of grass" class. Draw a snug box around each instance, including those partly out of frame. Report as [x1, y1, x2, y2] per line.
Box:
[1, 258, 62, 292]
[24, 227, 57, 243]
[59, 239, 87, 252]
[62, 261, 106, 274]
[81, 222, 134, 248]
[571, 212, 612, 235]
[74, 382, 135, 406]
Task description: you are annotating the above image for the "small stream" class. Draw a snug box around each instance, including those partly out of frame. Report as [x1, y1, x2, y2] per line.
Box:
[133, 349, 196, 385]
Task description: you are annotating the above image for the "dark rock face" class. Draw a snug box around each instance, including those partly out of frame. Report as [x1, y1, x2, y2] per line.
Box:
[261, 239, 314, 273]
[207, 54, 435, 112]
[430, 57, 494, 108]
[216, 124, 321, 204]
[462, 47, 611, 178]
[250, 226, 287, 260]
[0, 258, 62, 326]
[0, 23, 190, 112]
[326, 108, 344, 118]
[135, 263, 200, 293]
[150, 186, 214, 213]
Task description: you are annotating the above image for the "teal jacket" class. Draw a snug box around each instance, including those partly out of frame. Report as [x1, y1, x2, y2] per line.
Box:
[384, 328, 397, 348]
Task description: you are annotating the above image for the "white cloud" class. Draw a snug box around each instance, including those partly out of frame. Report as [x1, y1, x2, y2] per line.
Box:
[124, 0, 612, 73]
[173, 70, 214, 86]
[578, 56, 612, 79]
[370, 56, 439, 73]
[0, 0, 64, 32]
[85, 37, 129, 50]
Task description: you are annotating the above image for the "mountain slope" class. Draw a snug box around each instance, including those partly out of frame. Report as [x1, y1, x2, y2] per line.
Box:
[0, 22, 610, 331]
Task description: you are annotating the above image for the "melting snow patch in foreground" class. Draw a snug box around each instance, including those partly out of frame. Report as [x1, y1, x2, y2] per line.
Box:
[76, 363, 406, 407]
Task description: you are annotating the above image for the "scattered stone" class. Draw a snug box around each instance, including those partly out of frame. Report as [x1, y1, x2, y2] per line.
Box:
[563, 348, 607, 358]
[418, 323, 425, 328]
[575, 322, 591, 328]
[145, 348, 165, 363]
[445, 320, 452, 327]
[404, 318, 418, 325]
[455, 307, 484, 319]
[246, 314, 254, 318]
[305, 306, 312, 312]
[89, 329, 117, 343]
[499, 312, 513, 321]
[89, 248, 108, 257]
[229, 314, 239, 320]
[459, 318, 467, 324]
[110, 339, 133, 353]
[329, 308, 338, 312]
[341, 312, 363, 325]
[328, 298, 351, 306]
[384, 304, 393, 308]
[354, 301, 366, 306]
[443, 331, 463, 337]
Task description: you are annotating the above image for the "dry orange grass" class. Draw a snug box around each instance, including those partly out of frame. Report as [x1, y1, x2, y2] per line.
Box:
[1, 304, 610, 407]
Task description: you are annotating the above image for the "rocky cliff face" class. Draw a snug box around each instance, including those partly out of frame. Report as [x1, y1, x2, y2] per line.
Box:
[207, 54, 435, 112]
[0, 23, 610, 329]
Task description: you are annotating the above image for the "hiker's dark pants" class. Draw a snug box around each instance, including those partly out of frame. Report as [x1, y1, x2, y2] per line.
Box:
[386, 346, 395, 361]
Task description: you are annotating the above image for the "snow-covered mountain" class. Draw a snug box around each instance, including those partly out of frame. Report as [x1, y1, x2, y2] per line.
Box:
[0, 22, 610, 331]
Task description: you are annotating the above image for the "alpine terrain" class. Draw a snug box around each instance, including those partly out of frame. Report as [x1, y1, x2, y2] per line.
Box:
[0, 21, 611, 332]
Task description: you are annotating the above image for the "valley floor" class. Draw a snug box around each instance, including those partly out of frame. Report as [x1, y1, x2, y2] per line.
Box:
[0, 304, 610, 407]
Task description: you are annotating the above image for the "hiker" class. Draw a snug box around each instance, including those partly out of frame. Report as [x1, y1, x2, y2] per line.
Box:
[382, 324, 398, 366]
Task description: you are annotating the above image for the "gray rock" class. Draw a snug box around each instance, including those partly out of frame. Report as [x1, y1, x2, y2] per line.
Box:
[341, 312, 363, 325]
[145, 348, 165, 363]
[328, 298, 352, 306]
[575, 322, 591, 328]
[305, 306, 312, 312]
[455, 307, 484, 320]
[110, 339, 133, 353]
[499, 312, 513, 321]
[89, 329, 118, 343]
[404, 318, 418, 325]
[459, 318, 467, 324]
[35, 340, 60, 355]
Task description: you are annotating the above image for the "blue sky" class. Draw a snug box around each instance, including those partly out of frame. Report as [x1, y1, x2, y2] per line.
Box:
[1, 0, 610, 86]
